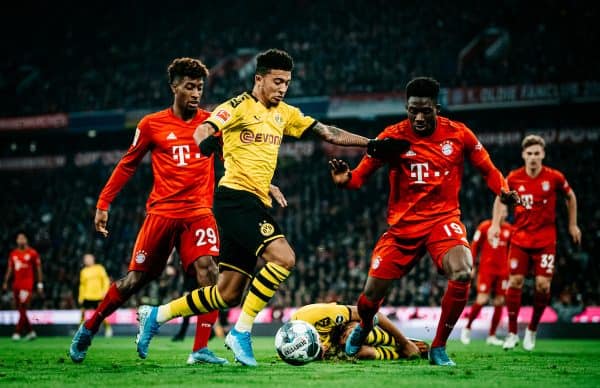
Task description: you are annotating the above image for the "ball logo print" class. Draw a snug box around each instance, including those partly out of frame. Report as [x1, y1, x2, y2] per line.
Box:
[275, 320, 321, 365]
[260, 221, 275, 237]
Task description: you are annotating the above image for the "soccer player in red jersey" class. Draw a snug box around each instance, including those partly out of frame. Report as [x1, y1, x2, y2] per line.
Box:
[69, 58, 228, 364]
[488, 134, 581, 351]
[2, 232, 44, 340]
[460, 208, 512, 346]
[329, 77, 520, 366]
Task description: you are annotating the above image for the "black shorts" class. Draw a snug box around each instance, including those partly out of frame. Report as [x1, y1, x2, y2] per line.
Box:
[213, 186, 284, 277]
[81, 299, 101, 309]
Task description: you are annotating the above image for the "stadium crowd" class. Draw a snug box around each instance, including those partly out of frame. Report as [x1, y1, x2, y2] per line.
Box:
[1, 139, 597, 312]
[1, 0, 597, 117]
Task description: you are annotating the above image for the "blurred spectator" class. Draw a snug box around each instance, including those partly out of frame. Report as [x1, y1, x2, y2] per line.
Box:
[552, 286, 584, 323]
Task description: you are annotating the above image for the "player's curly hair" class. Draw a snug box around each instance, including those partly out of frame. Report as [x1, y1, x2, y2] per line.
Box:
[406, 77, 440, 101]
[256, 49, 294, 75]
[521, 134, 546, 149]
[167, 57, 209, 85]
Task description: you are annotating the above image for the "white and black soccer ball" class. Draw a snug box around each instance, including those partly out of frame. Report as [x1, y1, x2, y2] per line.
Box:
[274, 320, 321, 365]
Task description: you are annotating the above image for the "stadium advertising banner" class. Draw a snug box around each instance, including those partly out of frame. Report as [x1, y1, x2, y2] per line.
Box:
[1, 306, 598, 326]
[0, 113, 68, 131]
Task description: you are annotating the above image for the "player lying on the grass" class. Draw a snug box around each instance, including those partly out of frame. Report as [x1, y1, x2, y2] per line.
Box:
[292, 303, 429, 360]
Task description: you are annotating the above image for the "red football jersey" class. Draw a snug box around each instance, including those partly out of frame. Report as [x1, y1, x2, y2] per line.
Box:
[507, 166, 571, 248]
[97, 108, 215, 219]
[471, 219, 511, 275]
[7, 247, 40, 290]
[346, 116, 508, 238]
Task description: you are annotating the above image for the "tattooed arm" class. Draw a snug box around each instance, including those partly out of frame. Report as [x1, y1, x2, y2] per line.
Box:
[311, 122, 370, 147]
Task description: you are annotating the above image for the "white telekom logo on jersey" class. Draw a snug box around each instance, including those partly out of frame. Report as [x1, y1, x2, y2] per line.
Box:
[172, 145, 191, 166]
[410, 162, 446, 184]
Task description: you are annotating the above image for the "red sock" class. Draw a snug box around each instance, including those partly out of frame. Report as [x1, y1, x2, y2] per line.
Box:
[466, 303, 483, 329]
[84, 284, 125, 334]
[528, 291, 550, 331]
[192, 310, 218, 352]
[357, 293, 383, 331]
[505, 287, 522, 334]
[432, 280, 469, 348]
[16, 306, 27, 334]
[489, 305, 503, 336]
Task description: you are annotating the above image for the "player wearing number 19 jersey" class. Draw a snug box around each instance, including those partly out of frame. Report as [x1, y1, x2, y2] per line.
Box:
[69, 58, 226, 365]
[489, 134, 581, 351]
[329, 77, 519, 366]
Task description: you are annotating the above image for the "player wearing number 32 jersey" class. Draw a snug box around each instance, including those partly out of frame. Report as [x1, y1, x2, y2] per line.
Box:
[489, 134, 581, 352]
[329, 77, 519, 366]
[70, 58, 227, 365]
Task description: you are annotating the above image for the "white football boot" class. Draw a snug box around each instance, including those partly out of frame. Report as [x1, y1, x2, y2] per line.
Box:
[523, 328, 536, 351]
[460, 327, 471, 345]
[503, 332, 519, 350]
[486, 335, 504, 346]
[11, 333, 21, 341]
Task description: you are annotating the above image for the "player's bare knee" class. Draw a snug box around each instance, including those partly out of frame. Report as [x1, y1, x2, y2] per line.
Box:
[509, 276, 524, 288]
[116, 271, 149, 295]
[219, 287, 243, 307]
[493, 296, 505, 306]
[476, 294, 489, 305]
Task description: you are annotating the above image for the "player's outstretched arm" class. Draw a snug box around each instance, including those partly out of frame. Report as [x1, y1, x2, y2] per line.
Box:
[565, 191, 582, 245]
[312, 122, 410, 159]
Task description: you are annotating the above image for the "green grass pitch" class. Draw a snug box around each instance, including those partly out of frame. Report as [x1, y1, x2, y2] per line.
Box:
[1, 336, 599, 387]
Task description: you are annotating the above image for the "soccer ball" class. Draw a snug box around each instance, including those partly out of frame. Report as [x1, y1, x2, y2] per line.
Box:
[274, 320, 321, 365]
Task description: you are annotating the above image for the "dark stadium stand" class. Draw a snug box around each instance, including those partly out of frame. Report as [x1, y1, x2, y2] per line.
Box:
[1, 1, 598, 317]
[1, 1, 597, 116]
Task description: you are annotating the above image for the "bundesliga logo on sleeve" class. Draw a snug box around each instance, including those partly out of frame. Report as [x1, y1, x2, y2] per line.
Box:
[215, 110, 231, 124]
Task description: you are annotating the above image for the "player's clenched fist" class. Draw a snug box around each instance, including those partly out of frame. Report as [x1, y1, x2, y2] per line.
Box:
[95, 208, 109, 237]
[329, 158, 351, 187]
[499, 189, 520, 206]
[199, 131, 223, 158]
[367, 137, 410, 159]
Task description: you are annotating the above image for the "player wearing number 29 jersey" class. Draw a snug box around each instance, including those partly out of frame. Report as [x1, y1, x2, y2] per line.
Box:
[70, 58, 226, 365]
[490, 134, 580, 351]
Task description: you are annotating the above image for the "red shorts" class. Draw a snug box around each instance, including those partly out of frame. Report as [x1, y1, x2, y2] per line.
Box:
[13, 289, 32, 306]
[508, 242, 556, 277]
[369, 216, 470, 280]
[476, 272, 508, 295]
[129, 213, 220, 277]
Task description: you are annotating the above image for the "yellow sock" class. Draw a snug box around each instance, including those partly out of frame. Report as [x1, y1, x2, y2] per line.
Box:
[157, 285, 227, 323]
[235, 262, 290, 332]
[374, 347, 400, 360]
[366, 327, 396, 346]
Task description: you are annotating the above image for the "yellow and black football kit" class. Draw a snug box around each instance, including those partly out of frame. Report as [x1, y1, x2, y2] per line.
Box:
[206, 91, 316, 276]
[78, 264, 110, 307]
[292, 303, 352, 357]
[292, 303, 428, 360]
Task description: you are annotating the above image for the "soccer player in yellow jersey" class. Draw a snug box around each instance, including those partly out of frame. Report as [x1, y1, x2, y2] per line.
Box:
[78, 254, 112, 337]
[292, 303, 429, 361]
[137, 48, 409, 366]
